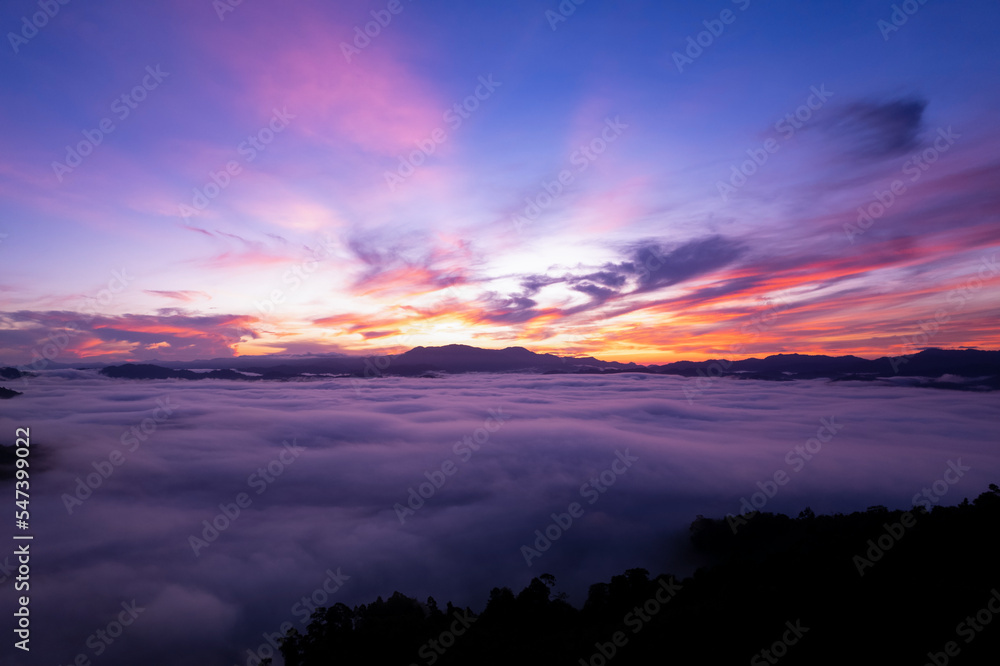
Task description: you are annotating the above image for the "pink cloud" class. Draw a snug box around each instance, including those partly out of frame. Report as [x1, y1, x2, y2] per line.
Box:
[195, 4, 448, 157]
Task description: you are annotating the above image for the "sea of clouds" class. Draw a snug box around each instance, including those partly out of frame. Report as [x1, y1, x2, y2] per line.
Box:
[1, 371, 997, 665]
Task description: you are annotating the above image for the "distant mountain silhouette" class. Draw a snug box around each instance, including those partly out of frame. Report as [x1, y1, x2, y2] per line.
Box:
[648, 348, 1000, 389]
[99, 364, 259, 381]
[2, 367, 30, 397]
[96, 345, 637, 380]
[91, 347, 999, 389]
[391, 345, 636, 374]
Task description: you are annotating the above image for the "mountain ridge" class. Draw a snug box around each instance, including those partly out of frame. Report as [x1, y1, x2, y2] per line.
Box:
[74, 346, 1000, 391]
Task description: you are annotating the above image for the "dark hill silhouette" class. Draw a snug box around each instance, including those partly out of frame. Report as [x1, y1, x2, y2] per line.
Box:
[391, 344, 635, 374]
[1, 367, 28, 396]
[650, 348, 1000, 388]
[273, 484, 1000, 666]
[650, 348, 1000, 378]
[99, 364, 259, 381]
[89, 347, 1000, 390]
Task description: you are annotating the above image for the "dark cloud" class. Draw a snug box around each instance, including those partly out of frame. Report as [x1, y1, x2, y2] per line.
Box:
[346, 232, 400, 269]
[581, 271, 629, 289]
[0, 311, 256, 363]
[478, 294, 540, 323]
[478, 236, 745, 326]
[823, 98, 927, 158]
[520, 275, 566, 296]
[628, 236, 745, 293]
[360, 330, 399, 339]
[571, 282, 618, 301]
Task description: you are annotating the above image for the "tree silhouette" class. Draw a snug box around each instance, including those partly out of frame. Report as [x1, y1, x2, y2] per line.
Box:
[276, 484, 1000, 665]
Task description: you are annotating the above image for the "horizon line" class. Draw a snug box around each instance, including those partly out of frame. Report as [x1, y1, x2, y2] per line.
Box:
[7, 344, 995, 370]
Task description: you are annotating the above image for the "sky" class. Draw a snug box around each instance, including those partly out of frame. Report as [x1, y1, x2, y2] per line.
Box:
[1, 0, 999, 364]
[3, 372, 998, 664]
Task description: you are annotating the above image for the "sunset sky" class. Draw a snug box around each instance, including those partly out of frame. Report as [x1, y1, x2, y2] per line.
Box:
[2, 0, 998, 364]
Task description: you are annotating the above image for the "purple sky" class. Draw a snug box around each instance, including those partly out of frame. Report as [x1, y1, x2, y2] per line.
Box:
[1, 0, 999, 365]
